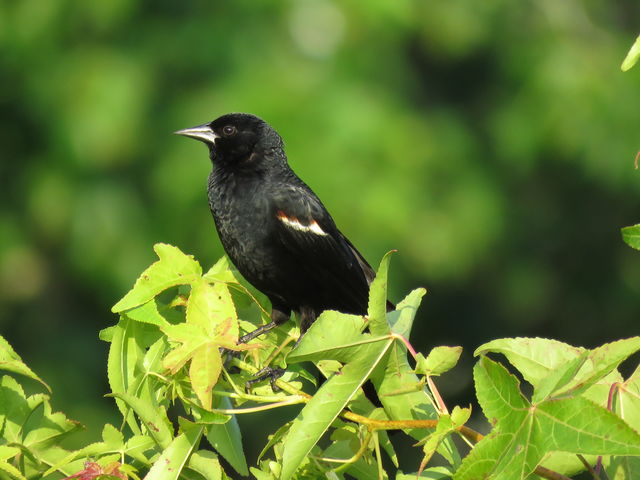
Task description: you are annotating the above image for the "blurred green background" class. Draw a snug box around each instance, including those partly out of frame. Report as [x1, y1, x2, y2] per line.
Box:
[1, 0, 639, 471]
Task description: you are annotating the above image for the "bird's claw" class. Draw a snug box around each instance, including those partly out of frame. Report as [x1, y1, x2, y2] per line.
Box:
[245, 366, 285, 393]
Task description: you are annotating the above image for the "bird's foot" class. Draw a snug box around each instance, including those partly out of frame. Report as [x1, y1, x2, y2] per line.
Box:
[245, 366, 286, 393]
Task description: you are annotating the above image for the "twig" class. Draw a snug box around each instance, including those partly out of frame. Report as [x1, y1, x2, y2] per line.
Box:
[577, 454, 601, 480]
[426, 376, 449, 414]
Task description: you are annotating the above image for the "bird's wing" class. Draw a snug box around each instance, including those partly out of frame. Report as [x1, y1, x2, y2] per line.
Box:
[271, 184, 374, 313]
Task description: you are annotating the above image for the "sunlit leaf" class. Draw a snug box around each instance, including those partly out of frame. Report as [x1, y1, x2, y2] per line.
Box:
[621, 35, 640, 71]
[415, 346, 462, 377]
[205, 397, 248, 476]
[280, 338, 393, 480]
[0, 335, 50, 392]
[112, 243, 202, 313]
[146, 423, 203, 480]
[189, 343, 222, 410]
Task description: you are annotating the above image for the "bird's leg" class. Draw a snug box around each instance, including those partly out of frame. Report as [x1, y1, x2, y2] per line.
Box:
[241, 306, 291, 392]
[245, 366, 286, 392]
[238, 306, 290, 344]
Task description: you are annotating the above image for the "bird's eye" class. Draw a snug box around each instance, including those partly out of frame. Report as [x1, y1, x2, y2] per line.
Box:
[222, 125, 237, 136]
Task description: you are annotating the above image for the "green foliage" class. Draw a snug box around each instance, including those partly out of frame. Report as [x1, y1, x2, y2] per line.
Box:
[622, 35, 640, 71]
[622, 224, 640, 250]
[2, 244, 640, 479]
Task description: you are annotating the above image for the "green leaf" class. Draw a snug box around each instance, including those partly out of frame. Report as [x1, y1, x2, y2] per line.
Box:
[475, 337, 583, 388]
[288, 311, 370, 363]
[112, 243, 202, 312]
[257, 422, 291, 462]
[122, 299, 170, 327]
[397, 466, 454, 479]
[323, 439, 382, 480]
[416, 346, 462, 376]
[367, 251, 394, 335]
[203, 256, 237, 283]
[574, 337, 640, 395]
[123, 434, 156, 465]
[146, 423, 203, 480]
[533, 337, 640, 401]
[110, 392, 173, 449]
[205, 397, 248, 476]
[532, 350, 589, 403]
[106, 318, 157, 434]
[459, 356, 640, 480]
[0, 458, 27, 480]
[474, 356, 529, 428]
[371, 290, 440, 439]
[280, 338, 393, 480]
[387, 288, 426, 339]
[187, 450, 224, 480]
[0, 335, 50, 392]
[615, 365, 640, 433]
[189, 343, 222, 410]
[622, 35, 640, 71]
[609, 455, 640, 480]
[186, 280, 238, 339]
[538, 396, 640, 455]
[0, 446, 20, 462]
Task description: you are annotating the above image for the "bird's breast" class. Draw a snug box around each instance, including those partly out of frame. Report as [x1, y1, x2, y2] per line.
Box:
[207, 170, 281, 286]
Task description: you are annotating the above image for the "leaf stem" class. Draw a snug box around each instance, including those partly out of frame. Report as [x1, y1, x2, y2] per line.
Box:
[331, 431, 373, 473]
[426, 376, 448, 414]
[210, 396, 305, 414]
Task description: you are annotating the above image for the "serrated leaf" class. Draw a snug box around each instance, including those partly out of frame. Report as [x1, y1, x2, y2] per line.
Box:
[146, 423, 203, 480]
[0, 446, 20, 461]
[451, 406, 471, 427]
[615, 365, 640, 434]
[387, 288, 426, 339]
[323, 439, 382, 480]
[189, 343, 222, 410]
[288, 311, 371, 363]
[367, 251, 394, 335]
[187, 450, 223, 480]
[122, 299, 169, 327]
[280, 338, 393, 480]
[205, 397, 248, 476]
[534, 337, 640, 401]
[101, 423, 124, 448]
[539, 396, 640, 455]
[112, 243, 202, 312]
[609, 455, 640, 479]
[460, 356, 640, 480]
[418, 414, 454, 473]
[257, 422, 291, 462]
[475, 337, 583, 388]
[110, 392, 173, 449]
[396, 466, 453, 479]
[186, 280, 237, 339]
[532, 350, 589, 403]
[416, 346, 462, 376]
[0, 335, 50, 392]
[621, 35, 640, 72]
[203, 256, 237, 283]
[106, 318, 158, 434]
[124, 434, 156, 465]
[0, 458, 28, 480]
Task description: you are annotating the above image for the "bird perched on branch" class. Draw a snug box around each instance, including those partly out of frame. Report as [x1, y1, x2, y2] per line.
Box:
[175, 113, 384, 344]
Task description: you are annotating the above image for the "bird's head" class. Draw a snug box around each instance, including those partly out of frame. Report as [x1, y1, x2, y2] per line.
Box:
[175, 113, 283, 166]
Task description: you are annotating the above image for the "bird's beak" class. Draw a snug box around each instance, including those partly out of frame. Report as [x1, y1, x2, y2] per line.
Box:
[174, 123, 219, 145]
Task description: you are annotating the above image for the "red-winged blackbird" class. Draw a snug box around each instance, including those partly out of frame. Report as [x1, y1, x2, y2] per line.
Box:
[176, 113, 380, 343]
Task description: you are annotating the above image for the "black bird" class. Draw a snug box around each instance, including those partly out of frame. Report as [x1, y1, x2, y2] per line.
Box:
[175, 113, 381, 343]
